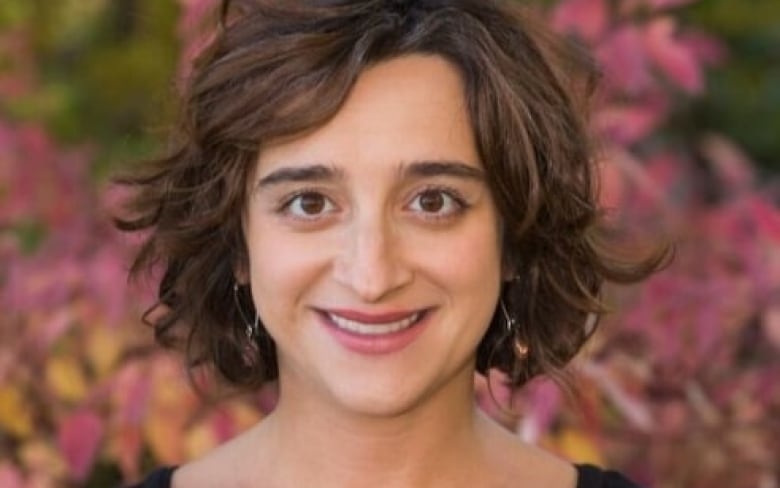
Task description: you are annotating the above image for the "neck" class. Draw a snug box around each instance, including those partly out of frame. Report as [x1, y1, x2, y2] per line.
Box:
[254, 366, 490, 487]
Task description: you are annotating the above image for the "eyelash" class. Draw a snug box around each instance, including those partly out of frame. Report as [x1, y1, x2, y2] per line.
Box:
[274, 185, 471, 221]
[276, 188, 338, 221]
[407, 185, 470, 220]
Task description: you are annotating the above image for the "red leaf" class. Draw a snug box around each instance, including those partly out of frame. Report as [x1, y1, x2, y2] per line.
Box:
[595, 97, 668, 145]
[57, 409, 105, 482]
[596, 26, 655, 95]
[748, 197, 780, 243]
[700, 135, 754, 193]
[177, 0, 219, 81]
[0, 462, 24, 488]
[178, 0, 218, 35]
[551, 0, 609, 42]
[680, 30, 728, 66]
[643, 17, 704, 94]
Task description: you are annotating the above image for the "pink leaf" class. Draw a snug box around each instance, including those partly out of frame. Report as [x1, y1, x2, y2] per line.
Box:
[178, 0, 218, 35]
[551, 0, 609, 42]
[57, 409, 105, 483]
[475, 369, 518, 431]
[177, 0, 219, 81]
[209, 407, 237, 444]
[595, 96, 668, 145]
[596, 26, 655, 95]
[700, 135, 755, 193]
[645, 0, 698, 9]
[642, 151, 690, 198]
[36, 309, 75, 354]
[112, 362, 152, 425]
[582, 362, 653, 431]
[0, 463, 24, 488]
[748, 197, 780, 243]
[85, 247, 132, 324]
[680, 30, 728, 66]
[516, 379, 562, 442]
[643, 17, 704, 94]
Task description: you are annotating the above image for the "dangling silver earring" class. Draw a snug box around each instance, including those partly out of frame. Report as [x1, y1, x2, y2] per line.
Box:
[500, 298, 515, 333]
[500, 298, 529, 358]
[233, 283, 259, 341]
[245, 314, 259, 341]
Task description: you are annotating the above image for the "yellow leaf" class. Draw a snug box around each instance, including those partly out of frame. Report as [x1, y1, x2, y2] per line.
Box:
[0, 385, 34, 438]
[105, 424, 143, 480]
[86, 326, 122, 378]
[224, 401, 262, 432]
[143, 410, 185, 465]
[556, 429, 604, 466]
[184, 422, 218, 461]
[150, 356, 197, 411]
[18, 439, 68, 479]
[46, 356, 88, 402]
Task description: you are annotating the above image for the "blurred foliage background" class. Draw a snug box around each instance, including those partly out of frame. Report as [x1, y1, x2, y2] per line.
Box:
[684, 0, 780, 170]
[1, 1, 779, 487]
[0, 0, 179, 178]
[2, 0, 779, 176]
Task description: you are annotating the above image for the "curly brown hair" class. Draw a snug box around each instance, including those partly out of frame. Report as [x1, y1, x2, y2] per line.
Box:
[115, 0, 667, 392]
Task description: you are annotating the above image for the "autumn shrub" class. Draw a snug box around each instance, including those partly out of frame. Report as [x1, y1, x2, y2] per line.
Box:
[0, 1, 777, 487]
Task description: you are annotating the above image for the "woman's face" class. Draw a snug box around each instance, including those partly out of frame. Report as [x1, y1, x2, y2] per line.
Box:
[244, 54, 503, 416]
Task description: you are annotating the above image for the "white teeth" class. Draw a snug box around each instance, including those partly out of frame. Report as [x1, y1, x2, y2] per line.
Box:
[328, 312, 419, 335]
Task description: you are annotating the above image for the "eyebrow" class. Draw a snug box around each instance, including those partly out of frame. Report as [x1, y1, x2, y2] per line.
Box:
[254, 159, 484, 189]
[255, 164, 341, 188]
[402, 160, 485, 181]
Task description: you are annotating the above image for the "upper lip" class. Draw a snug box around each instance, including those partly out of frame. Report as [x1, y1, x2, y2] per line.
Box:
[318, 308, 427, 324]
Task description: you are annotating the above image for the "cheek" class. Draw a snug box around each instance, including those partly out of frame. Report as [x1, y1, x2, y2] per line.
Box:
[409, 217, 503, 299]
[245, 226, 330, 324]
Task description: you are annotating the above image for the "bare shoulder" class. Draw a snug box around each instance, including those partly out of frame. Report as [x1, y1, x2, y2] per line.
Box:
[478, 415, 577, 488]
[171, 445, 239, 488]
[509, 442, 578, 488]
[171, 425, 268, 488]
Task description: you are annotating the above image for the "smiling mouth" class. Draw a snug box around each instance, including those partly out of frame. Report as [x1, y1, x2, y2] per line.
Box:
[321, 310, 428, 336]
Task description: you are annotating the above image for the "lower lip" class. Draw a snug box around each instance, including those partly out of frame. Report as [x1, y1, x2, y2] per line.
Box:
[319, 310, 430, 355]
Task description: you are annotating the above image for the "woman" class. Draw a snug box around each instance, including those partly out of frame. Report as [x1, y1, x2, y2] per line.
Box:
[117, 0, 664, 486]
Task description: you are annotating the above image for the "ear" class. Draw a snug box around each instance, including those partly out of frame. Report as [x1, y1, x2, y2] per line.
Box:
[233, 252, 250, 285]
[499, 223, 518, 282]
[501, 253, 518, 283]
[234, 267, 249, 285]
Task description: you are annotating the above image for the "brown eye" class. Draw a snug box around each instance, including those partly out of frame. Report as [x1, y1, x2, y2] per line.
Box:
[418, 190, 445, 212]
[299, 192, 326, 214]
[285, 191, 335, 218]
[408, 188, 465, 218]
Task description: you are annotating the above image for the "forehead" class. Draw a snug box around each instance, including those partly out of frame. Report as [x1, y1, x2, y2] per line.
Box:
[255, 54, 481, 175]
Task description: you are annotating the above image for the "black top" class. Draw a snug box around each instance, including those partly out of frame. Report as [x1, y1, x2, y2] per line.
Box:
[127, 464, 642, 487]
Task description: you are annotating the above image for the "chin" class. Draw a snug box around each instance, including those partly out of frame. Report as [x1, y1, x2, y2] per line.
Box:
[325, 378, 429, 418]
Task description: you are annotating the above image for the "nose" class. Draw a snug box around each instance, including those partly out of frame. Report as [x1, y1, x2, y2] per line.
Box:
[332, 216, 413, 302]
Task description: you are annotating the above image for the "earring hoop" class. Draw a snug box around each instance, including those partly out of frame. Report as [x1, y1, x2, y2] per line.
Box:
[500, 298, 529, 358]
[499, 298, 515, 333]
[514, 340, 529, 358]
[233, 283, 259, 341]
